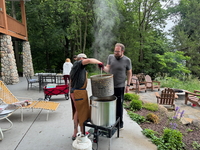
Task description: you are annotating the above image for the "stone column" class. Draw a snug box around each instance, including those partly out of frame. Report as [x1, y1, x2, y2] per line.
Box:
[0, 34, 19, 84]
[22, 41, 34, 76]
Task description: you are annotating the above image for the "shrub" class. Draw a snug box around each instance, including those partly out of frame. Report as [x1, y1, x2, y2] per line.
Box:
[160, 128, 184, 150]
[124, 93, 139, 101]
[124, 93, 134, 101]
[128, 111, 146, 124]
[192, 141, 200, 149]
[130, 99, 142, 110]
[123, 103, 130, 109]
[142, 103, 159, 111]
[142, 128, 184, 150]
[146, 113, 159, 124]
[142, 129, 159, 140]
[132, 93, 140, 100]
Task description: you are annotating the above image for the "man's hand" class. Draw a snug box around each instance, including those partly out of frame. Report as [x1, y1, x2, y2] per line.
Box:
[98, 63, 104, 70]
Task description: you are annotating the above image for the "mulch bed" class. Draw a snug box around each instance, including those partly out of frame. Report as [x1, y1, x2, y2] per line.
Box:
[125, 105, 200, 150]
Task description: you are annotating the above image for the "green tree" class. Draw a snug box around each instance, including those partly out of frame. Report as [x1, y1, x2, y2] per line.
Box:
[156, 51, 191, 78]
[118, 0, 170, 75]
[24, 0, 172, 75]
[169, 0, 200, 76]
[26, 0, 95, 71]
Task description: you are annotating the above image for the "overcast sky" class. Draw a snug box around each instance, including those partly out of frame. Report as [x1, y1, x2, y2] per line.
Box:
[161, 0, 180, 38]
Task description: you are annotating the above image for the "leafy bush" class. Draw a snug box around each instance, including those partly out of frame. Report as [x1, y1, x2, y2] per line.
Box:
[142, 103, 159, 111]
[146, 113, 159, 124]
[192, 141, 200, 149]
[130, 99, 142, 110]
[161, 128, 184, 150]
[132, 94, 140, 100]
[127, 111, 146, 124]
[124, 93, 134, 101]
[142, 129, 159, 140]
[142, 129, 163, 147]
[123, 103, 130, 109]
[142, 128, 184, 150]
[124, 93, 139, 101]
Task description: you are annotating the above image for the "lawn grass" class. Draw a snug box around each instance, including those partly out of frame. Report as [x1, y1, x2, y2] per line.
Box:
[157, 76, 200, 92]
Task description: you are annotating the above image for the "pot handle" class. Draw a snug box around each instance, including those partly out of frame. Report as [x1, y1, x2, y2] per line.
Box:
[90, 104, 97, 108]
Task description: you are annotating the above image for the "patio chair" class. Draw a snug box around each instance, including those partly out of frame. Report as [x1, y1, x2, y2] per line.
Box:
[129, 76, 146, 93]
[0, 104, 18, 140]
[155, 88, 178, 109]
[145, 75, 160, 91]
[0, 80, 60, 121]
[185, 90, 200, 107]
[25, 74, 39, 90]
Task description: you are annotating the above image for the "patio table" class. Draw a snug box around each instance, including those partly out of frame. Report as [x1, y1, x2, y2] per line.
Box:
[35, 73, 64, 91]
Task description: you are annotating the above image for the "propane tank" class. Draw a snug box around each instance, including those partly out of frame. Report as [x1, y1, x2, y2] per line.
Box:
[72, 132, 92, 150]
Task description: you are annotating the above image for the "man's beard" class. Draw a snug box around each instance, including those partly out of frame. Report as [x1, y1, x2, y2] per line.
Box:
[115, 55, 121, 60]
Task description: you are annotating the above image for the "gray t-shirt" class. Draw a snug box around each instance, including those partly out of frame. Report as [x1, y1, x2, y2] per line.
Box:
[107, 54, 132, 88]
[70, 60, 86, 89]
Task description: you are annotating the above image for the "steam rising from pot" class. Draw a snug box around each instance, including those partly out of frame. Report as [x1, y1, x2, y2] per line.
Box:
[92, 0, 121, 63]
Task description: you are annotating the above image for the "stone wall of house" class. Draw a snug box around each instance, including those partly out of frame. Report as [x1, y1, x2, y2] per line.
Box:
[22, 41, 34, 76]
[0, 35, 34, 84]
[0, 34, 19, 84]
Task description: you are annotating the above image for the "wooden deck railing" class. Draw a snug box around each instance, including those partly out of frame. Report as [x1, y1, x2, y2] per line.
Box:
[7, 15, 26, 36]
[0, 11, 5, 28]
[0, 13, 27, 40]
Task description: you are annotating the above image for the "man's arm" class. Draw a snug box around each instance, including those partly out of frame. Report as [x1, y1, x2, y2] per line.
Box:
[103, 64, 110, 73]
[82, 58, 102, 65]
[126, 69, 132, 85]
[125, 69, 132, 93]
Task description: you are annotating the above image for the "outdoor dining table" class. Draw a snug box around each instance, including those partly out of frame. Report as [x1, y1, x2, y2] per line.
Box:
[35, 73, 64, 91]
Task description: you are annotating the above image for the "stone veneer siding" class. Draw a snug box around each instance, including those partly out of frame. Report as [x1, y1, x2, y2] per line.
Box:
[0, 34, 34, 84]
[22, 41, 34, 76]
[0, 34, 19, 84]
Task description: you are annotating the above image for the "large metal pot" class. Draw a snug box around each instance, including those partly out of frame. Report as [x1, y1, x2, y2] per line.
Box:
[90, 74, 114, 97]
[90, 95, 116, 127]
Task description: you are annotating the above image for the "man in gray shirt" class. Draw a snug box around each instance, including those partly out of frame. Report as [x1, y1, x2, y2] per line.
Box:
[104, 43, 132, 129]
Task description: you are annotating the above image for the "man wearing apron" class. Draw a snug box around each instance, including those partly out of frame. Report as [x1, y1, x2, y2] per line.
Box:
[70, 53, 103, 140]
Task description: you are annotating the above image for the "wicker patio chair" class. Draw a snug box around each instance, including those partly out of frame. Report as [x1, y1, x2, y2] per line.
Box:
[0, 80, 59, 121]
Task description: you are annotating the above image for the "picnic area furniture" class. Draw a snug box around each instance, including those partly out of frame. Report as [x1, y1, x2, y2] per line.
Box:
[130, 76, 146, 93]
[145, 75, 160, 91]
[25, 74, 39, 90]
[185, 90, 200, 107]
[0, 80, 60, 121]
[155, 88, 178, 109]
[35, 73, 65, 91]
[0, 104, 18, 140]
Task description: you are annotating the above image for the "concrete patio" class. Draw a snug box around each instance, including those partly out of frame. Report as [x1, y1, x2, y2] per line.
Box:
[0, 77, 157, 150]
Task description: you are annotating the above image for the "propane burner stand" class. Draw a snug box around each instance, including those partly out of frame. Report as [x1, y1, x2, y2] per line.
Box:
[83, 117, 120, 149]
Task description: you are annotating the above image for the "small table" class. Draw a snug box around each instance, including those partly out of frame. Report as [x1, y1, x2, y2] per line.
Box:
[35, 73, 65, 91]
[36, 73, 57, 91]
[0, 104, 18, 140]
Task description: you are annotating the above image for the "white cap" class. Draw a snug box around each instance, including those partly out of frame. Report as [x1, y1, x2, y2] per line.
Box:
[77, 53, 87, 58]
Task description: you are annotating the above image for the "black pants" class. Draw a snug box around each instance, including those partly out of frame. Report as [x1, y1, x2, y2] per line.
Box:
[63, 75, 70, 85]
[114, 87, 124, 128]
